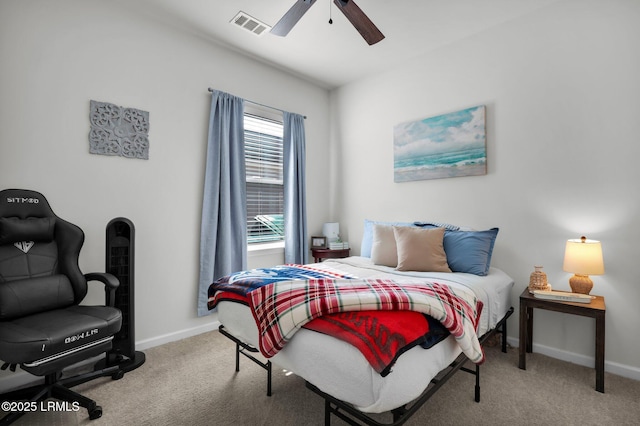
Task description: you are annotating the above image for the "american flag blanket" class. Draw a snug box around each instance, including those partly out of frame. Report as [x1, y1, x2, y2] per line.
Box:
[209, 266, 485, 365]
[207, 264, 354, 304]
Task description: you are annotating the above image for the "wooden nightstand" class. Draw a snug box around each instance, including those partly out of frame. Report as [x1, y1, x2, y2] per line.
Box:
[518, 288, 606, 392]
[311, 248, 350, 263]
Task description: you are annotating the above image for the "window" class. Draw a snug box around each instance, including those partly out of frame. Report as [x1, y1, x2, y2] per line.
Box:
[244, 107, 284, 244]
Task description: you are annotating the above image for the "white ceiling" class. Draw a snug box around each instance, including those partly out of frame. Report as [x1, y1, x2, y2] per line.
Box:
[122, 0, 560, 89]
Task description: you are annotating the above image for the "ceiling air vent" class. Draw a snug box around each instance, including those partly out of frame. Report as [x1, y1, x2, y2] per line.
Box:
[230, 11, 271, 36]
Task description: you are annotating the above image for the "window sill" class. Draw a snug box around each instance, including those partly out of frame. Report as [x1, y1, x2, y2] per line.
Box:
[248, 241, 285, 256]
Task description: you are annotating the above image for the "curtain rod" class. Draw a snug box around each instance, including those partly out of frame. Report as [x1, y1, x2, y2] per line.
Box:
[207, 88, 306, 119]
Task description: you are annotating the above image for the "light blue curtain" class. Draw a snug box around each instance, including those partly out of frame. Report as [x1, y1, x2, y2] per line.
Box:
[197, 90, 247, 316]
[283, 112, 308, 264]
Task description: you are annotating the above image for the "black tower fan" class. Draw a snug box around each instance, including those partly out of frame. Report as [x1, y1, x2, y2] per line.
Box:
[103, 217, 145, 372]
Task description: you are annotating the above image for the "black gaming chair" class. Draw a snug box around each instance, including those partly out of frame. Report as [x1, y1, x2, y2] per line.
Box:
[0, 189, 123, 424]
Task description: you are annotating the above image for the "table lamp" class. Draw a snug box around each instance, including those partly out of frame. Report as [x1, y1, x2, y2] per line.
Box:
[562, 236, 604, 294]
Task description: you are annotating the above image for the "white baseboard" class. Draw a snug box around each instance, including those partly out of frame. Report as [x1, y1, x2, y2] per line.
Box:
[506, 337, 640, 381]
[135, 320, 221, 351]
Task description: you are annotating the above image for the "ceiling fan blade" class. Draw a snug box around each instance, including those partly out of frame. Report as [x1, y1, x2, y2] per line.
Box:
[333, 0, 385, 45]
[271, 0, 318, 37]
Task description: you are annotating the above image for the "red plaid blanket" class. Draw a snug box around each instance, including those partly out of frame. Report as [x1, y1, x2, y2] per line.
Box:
[248, 278, 485, 364]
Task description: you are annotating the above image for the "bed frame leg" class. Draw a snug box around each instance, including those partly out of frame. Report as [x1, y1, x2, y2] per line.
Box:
[475, 364, 481, 402]
[235, 342, 240, 372]
[502, 314, 508, 353]
[391, 406, 407, 423]
[219, 325, 273, 397]
[267, 360, 272, 397]
[324, 400, 331, 426]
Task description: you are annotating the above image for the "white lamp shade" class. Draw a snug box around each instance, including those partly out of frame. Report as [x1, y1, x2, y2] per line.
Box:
[563, 238, 605, 275]
[322, 222, 340, 242]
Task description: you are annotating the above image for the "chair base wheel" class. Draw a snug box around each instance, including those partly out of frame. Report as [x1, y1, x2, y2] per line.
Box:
[89, 406, 103, 420]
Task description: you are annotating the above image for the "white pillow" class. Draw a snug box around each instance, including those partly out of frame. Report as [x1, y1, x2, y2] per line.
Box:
[370, 224, 398, 267]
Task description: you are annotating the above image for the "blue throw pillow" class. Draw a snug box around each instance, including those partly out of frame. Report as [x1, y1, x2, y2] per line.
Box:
[442, 228, 499, 276]
[360, 219, 416, 257]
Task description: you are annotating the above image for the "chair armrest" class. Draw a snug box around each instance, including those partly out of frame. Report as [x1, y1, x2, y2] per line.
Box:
[85, 272, 120, 307]
[85, 272, 119, 289]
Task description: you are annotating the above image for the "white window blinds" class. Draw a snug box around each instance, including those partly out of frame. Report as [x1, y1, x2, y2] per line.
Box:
[244, 112, 284, 244]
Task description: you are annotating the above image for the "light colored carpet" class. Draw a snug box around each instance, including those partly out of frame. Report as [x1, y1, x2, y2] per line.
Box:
[3, 330, 640, 425]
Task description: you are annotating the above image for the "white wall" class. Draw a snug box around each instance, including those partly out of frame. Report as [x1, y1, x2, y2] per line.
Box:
[2, 0, 639, 387]
[0, 0, 330, 356]
[330, 0, 640, 378]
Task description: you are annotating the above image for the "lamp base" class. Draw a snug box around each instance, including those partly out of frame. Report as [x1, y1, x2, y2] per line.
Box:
[569, 274, 593, 295]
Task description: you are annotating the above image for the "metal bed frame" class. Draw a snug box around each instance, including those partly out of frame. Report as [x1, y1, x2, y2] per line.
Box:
[218, 325, 272, 396]
[219, 307, 514, 426]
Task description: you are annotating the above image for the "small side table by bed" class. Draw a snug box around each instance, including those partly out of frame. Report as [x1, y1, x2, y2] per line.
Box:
[311, 248, 350, 263]
[518, 288, 606, 392]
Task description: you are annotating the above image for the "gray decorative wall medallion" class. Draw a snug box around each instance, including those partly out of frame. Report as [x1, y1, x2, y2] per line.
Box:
[89, 100, 149, 159]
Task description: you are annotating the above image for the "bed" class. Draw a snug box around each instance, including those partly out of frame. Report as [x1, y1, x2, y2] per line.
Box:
[209, 223, 515, 425]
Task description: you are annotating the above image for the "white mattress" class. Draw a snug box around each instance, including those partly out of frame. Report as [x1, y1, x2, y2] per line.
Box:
[216, 256, 514, 413]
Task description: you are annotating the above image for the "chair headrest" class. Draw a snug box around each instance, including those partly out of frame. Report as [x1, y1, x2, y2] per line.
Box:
[0, 217, 56, 244]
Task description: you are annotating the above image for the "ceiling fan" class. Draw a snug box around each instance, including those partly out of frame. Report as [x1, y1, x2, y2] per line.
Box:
[271, 0, 385, 46]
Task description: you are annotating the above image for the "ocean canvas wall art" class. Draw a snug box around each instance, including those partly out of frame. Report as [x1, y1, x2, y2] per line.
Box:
[393, 105, 486, 182]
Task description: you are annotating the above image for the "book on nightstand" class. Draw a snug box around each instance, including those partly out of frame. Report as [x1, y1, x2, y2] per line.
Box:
[329, 242, 349, 250]
[532, 290, 594, 303]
